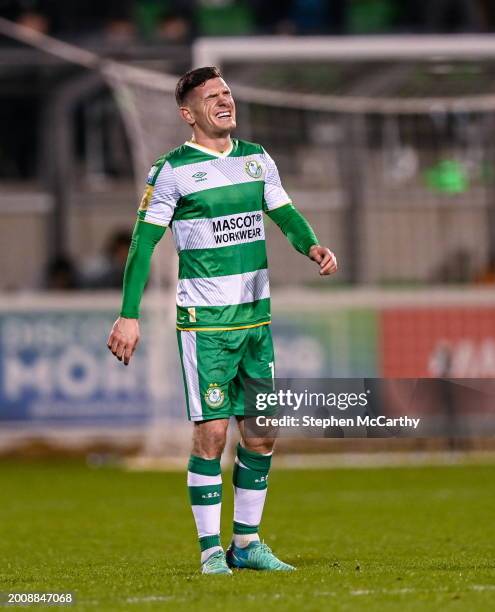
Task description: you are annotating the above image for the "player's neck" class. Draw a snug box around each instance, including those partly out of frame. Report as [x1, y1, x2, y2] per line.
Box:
[190, 132, 232, 154]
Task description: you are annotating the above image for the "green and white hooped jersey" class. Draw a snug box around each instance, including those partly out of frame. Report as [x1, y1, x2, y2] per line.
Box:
[138, 139, 291, 330]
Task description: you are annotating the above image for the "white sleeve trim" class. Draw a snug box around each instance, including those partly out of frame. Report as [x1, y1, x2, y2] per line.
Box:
[142, 161, 180, 226]
[261, 147, 292, 211]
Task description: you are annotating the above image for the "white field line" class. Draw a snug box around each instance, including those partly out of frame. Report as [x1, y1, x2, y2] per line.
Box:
[346, 585, 495, 597]
[124, 450, 495, 472]
[126, 595, 176, 603]
[471, 585, 495, 591]
[116, 584, 495, 606]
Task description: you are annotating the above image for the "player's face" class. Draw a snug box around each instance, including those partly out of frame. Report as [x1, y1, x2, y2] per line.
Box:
[185, 77, 236, 136]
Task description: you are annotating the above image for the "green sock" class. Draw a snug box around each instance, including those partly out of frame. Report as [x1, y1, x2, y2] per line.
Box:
[232, 444, 272, 547]
[187, 455, 222, 561]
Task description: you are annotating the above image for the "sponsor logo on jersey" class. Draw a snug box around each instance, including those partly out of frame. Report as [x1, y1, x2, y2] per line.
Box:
[245, 160, 263, 179]
[204, 383, 225, 408]
[211, 212, 263, 245]
[139, 185, 154, 211]
[192, 171, 208, 182]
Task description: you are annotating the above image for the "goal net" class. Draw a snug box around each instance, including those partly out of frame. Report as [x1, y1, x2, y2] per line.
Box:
[194, 35, 495, 286]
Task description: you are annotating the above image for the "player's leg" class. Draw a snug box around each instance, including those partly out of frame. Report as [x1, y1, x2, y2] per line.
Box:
[227, 422, 292, 570]
[227, 325, 294, 571]
[188, 419, 231, 574]
[232, 423, 275, 547]
[177, 329, 242, 575]
[232, 324, 276, 547]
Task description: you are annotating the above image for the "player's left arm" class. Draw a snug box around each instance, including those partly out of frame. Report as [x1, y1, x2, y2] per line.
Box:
[262, 148, 338, 276]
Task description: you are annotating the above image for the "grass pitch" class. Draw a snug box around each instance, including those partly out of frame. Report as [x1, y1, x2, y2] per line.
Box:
[0, 460, 494, 611]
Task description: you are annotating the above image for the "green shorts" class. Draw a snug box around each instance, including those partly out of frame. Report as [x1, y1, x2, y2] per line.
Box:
[177, 323, 275, 422]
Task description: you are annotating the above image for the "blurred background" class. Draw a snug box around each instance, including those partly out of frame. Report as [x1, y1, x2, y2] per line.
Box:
[1, 0, 495, 462]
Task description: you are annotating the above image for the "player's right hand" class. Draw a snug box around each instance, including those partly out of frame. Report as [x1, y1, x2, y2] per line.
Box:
[107, 317, 140, 366]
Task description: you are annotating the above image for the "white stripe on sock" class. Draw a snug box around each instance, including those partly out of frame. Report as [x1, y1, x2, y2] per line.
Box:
[233, 533, 260, 549]
[191, 503, 222, 538]
[201, 545, 223, 564]
[233, 487, 267, 527]
[187, 471, 222, 486]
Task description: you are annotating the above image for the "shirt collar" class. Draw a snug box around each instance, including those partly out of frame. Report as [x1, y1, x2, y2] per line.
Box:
[185, 139, 234, 158]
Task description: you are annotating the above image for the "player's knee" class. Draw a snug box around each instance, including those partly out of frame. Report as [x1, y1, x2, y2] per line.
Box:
[243, 438, 275, 455]
[192, 422, 228, 458]
[207, 429, 227, 456]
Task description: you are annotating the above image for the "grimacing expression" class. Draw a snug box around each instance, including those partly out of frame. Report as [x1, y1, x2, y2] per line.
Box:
[182, 77, 236, 136]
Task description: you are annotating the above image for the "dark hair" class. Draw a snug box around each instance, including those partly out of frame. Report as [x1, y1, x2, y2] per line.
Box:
[175, 66, 222, 106]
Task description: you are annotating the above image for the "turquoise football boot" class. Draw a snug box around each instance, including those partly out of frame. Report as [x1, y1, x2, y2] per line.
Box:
[201, 550, 233, 575]
[226, 541, 295, 571]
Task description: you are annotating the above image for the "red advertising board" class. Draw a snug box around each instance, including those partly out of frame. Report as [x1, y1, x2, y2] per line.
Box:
[381, 307, 495, 377]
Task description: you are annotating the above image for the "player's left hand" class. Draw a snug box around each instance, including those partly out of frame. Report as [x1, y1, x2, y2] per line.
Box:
[309, 245, 338, 276]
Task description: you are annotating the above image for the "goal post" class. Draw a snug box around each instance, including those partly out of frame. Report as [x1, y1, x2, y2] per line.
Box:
[194, 34, 495, 66]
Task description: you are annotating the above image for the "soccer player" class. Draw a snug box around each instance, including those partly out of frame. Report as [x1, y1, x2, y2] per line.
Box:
[107, 67, 338, 575]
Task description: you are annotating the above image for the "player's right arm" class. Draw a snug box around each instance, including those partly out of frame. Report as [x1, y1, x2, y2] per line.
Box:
[107, 160, 179, 365]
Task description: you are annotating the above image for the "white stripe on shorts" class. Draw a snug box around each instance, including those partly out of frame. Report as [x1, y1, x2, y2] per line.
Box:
[180, 331, 203, 420]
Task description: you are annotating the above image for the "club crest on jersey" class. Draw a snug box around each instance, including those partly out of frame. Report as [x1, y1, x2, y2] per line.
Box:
[204, 383, 224, 408]
[245, 160, 262, 179]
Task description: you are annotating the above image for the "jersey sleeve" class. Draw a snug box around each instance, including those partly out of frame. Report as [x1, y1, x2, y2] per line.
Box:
[138, 160, 180, 226]
[261, 148, 292, 211]
[120, 160, 177, 318]
[265, 203, 319, 256]
[120, 220, 165, 319]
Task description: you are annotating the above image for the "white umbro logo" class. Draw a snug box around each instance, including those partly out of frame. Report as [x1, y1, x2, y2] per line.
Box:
[193, 171, 207, 182]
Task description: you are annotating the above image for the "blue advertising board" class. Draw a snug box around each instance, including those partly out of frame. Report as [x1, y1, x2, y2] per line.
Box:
[0, 311, 152, 425]
[0, 299, 378, 428]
